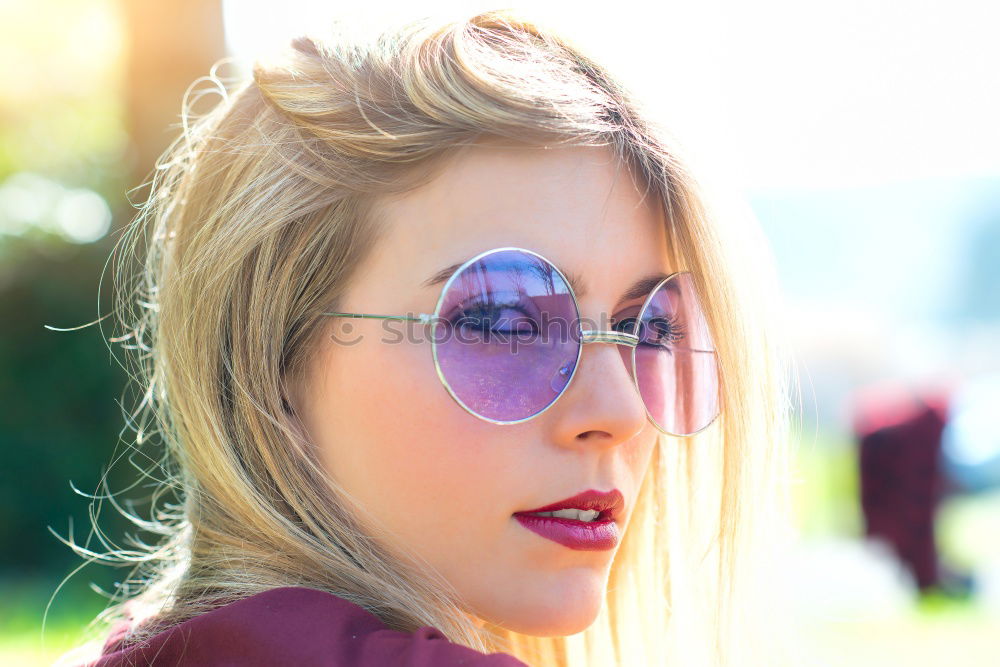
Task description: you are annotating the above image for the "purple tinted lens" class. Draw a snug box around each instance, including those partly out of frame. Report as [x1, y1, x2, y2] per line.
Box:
[633, 273, 719, 435]
[433, 249, 580, 422]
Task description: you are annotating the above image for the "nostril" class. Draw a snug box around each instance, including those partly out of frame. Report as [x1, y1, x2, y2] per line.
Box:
[575, 430, 612, 441]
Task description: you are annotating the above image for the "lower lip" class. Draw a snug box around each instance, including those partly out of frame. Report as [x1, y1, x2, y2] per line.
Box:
[512, 514, 620, 551]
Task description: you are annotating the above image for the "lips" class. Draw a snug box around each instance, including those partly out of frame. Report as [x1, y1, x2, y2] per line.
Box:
[516, 489, 625, 522]
[512, 489, 624, 551]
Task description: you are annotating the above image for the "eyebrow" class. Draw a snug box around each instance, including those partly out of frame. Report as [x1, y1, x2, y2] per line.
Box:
[422, 262, 672, 304]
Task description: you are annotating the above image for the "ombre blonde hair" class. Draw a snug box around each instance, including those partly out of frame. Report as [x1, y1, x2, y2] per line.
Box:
[59, 8, 792, 666]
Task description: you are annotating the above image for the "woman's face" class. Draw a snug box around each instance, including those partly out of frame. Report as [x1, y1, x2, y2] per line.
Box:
[296, 142, 668, 636]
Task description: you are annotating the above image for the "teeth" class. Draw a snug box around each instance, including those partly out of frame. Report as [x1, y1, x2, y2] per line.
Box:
[529, 508, 602, 522]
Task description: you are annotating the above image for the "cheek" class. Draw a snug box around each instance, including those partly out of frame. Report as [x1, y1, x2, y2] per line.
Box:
[313, 334, 517, 565]
[627, 426, 659, 481]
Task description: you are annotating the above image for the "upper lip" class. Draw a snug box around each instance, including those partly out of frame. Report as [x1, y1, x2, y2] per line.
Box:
[514, 488, 625, 522]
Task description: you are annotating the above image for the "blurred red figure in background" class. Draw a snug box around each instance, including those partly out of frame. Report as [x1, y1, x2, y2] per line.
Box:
[853, 383, 953, 592]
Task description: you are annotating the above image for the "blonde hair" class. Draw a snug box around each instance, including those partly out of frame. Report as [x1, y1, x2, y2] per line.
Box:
[58, 9, 792, 666]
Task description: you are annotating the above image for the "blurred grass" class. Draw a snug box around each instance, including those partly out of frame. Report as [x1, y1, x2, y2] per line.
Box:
[804, 597, 1000, 667]
[0, 575, 112, 666]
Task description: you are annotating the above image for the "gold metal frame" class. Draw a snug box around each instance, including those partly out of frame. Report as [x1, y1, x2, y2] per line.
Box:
[322, 246, 720, 436]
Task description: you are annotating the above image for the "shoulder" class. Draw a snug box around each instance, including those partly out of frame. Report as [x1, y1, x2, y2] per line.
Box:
[87, 586, 526, 667]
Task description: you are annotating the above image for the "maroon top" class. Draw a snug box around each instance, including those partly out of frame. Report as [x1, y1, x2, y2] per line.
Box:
[84, 586, 527, 666]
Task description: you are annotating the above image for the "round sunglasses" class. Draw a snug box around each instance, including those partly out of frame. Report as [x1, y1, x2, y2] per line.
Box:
[322, 247, 720, 436]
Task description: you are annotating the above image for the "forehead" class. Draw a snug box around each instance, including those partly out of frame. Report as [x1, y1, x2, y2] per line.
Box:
[359, 142, 670, 309]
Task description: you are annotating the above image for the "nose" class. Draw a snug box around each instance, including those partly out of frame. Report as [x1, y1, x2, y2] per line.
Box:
[547, 337, 649, 448]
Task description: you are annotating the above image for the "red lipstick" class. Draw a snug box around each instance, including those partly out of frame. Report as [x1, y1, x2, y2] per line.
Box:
[512, 489, 624, 551]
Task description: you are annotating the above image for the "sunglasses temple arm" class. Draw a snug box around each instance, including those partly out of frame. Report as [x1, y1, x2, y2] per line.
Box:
[322, 312, 435, 324]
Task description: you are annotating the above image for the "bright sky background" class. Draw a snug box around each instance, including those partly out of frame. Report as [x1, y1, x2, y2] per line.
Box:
[222, 0, 1000, 192]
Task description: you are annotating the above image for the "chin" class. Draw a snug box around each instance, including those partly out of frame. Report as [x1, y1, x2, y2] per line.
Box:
[480, 571, 606, 637]
[515, 612, 600, 637]
[501, 600, 602, 637]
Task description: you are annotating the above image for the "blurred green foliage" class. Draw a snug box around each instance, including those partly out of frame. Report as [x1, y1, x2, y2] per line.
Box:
[0, 232, 137, 574]
[0, 0, 138, 609]
[0, 4, 223, 663]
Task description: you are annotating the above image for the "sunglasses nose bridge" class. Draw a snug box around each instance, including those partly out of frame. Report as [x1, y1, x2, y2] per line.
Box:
[576, 329, 641, 389]
[579, 329, 639, 347]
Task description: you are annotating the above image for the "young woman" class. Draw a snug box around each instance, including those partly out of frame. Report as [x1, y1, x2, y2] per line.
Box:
[63, 9, 791, 666]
